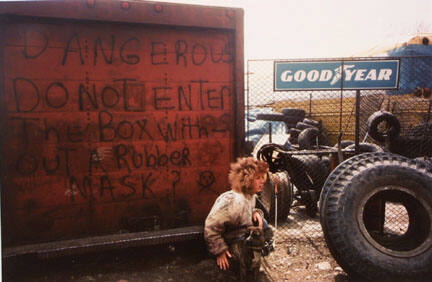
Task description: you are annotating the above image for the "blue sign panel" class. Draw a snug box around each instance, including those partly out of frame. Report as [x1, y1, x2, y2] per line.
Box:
[274, 60, 400, 91]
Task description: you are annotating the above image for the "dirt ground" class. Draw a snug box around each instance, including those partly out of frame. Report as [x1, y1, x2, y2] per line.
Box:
[3, 207, 350, 282]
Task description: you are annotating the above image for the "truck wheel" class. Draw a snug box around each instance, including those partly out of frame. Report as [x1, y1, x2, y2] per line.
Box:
[321, 152, 432, 280]
[319, 152, 392, 247]
[320, 152, 387, 215]
[367, 111, 401, 142]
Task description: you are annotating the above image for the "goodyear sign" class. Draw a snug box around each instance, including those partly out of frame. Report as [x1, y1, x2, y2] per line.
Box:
[274, 60, 400, 91]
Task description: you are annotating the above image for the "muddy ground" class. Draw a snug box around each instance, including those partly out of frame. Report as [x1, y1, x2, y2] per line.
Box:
[3, 207, 351, 282]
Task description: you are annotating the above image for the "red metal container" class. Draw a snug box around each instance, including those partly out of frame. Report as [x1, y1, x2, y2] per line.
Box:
[0, 0, 244, 257]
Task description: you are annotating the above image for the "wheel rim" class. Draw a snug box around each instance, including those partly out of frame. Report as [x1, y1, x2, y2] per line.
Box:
[357, 186, 432, 257]
[377, 120, 393, 137]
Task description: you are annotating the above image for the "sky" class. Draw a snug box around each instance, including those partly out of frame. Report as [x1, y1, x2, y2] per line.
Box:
[153, 0, 432, 59]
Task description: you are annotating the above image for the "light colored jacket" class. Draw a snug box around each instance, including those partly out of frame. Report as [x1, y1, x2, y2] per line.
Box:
[204, 190, 263, 256]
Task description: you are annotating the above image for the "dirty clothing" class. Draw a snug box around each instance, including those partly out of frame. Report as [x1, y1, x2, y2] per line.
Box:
[204, 190, 264, 256]
[228, 239, 262, 282]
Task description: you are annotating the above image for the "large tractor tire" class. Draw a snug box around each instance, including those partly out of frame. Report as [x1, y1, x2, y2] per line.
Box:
[320, 152, 432, 280]
[319, 152, 392, 240]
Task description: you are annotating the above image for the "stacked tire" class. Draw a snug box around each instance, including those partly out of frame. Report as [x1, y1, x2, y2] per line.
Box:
[273, 109, 328, 148]
[367, 110, 432, 158]
[256, 108, 305, 132]
[287, 115, 328, 149]
[390, 122, 432, 158]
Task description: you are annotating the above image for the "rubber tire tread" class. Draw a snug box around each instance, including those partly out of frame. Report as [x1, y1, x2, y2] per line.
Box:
[289, 155, 328, 192]
[321, 152, 432, 280]
[302, 155, 330, 194]
[319, 152, 402, 264]
[297, 155, 329, 217]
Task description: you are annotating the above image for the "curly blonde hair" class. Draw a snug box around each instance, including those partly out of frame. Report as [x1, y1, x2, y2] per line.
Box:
[228, 157, 269, 195]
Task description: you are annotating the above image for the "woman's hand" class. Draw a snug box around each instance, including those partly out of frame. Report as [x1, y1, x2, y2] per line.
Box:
[252, 211, 263, 229]
[216, 249, 232, 270]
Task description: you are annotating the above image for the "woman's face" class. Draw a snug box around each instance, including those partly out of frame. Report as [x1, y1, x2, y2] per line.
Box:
[252, 173, 267, 194]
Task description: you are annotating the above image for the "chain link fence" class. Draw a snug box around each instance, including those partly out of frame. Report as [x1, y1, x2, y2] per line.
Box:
[245, 55, 432, 275]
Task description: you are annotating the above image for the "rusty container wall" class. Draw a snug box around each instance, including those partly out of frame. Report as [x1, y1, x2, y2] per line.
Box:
[0, 0, 244, 248]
